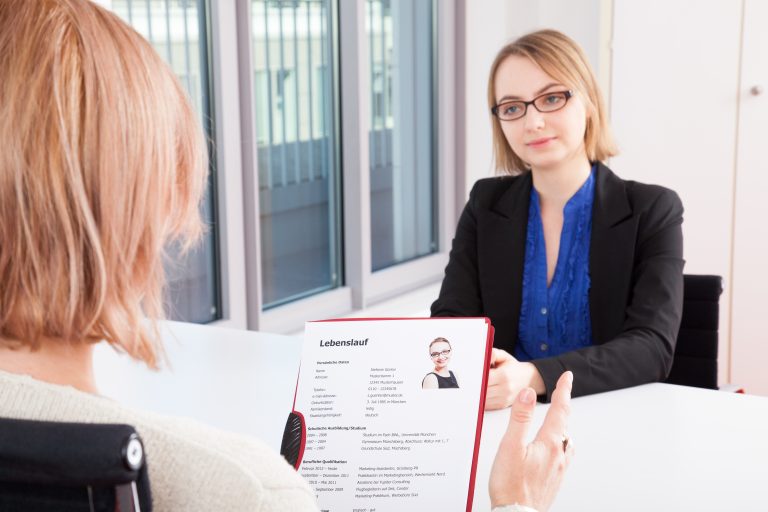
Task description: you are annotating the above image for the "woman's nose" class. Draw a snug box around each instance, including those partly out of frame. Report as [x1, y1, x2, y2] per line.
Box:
[524, 106, 545, 130]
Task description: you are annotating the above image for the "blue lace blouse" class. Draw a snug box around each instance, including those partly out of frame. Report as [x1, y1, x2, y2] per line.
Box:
[514, 168, 595, 361]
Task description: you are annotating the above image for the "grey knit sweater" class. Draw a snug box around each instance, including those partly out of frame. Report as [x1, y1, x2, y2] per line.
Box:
[0, 369, 318, 511]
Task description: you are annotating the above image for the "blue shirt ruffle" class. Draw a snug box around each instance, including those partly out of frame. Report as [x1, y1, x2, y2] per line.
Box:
[515, 167, 595, 361]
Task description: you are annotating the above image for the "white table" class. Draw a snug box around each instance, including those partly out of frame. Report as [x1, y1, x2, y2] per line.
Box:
[94, 321, 303, 449]
[95, 321, 768, 511]
[473, 382, 768, 511]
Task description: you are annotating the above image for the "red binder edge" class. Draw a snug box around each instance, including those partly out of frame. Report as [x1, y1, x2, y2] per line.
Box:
[293, 316, 495, 506]
[466, 319, 494, 511]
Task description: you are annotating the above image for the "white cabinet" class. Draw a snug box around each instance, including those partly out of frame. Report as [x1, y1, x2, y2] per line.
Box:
[731, 0, 768, 396]
[611, 0, 768, 394]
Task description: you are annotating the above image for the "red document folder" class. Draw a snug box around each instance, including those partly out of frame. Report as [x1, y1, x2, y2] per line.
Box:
[282, 317, 494, 511]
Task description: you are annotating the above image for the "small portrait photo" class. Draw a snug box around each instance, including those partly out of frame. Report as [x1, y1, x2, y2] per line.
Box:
[421, 337, 459, 389]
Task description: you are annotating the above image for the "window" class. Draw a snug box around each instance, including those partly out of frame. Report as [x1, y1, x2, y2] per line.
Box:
[109, 0, 221, 324]
[250, 0, 342, 309]
[97, 0, 459, 332]
[237, 0, 455, 332]
[367, 0, 437, 271]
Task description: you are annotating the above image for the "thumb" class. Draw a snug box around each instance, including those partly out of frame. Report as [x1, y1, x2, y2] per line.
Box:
[503, 387, 536, 447]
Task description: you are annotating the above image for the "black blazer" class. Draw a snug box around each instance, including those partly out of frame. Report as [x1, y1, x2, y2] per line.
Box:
[431, 163, 684, 401]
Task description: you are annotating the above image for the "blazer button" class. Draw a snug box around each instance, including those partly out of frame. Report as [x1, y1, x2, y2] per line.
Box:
[540, 343, 549, 351]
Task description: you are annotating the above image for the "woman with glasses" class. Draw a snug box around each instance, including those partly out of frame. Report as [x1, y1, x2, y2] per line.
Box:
[432, 29, 684, 408]
[422, 337, 460, 389]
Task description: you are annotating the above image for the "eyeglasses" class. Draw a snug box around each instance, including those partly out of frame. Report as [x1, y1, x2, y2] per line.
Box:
[491, 90, 573, 121]
[430, 349, 451, 359]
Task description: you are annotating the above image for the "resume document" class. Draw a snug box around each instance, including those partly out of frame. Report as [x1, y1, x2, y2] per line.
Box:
[283, 317, 493, 511]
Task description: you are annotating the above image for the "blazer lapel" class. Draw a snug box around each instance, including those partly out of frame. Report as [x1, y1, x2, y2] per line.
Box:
[590, 163, 636, 343]
[477, 173, 532, 350]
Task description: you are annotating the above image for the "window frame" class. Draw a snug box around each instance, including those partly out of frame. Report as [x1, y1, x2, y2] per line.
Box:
[206, 0, 250, 328]
[210, 0, 459, 332]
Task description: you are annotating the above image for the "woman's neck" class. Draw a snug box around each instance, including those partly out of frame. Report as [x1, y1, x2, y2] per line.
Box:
[531, 156, 592, 208]
[0, 339, 97, 393]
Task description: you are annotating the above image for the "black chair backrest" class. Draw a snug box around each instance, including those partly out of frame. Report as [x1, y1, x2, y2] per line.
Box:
[666, 274, 723, 389]
[0, 418, 152, 512]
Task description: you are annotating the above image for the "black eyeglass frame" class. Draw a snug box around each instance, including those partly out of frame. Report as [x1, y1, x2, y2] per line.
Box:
[491, 90, 574, 121]
[430, 349, 452, 359]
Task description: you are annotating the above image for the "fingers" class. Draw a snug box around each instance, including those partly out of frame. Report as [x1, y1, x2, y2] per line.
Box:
[485, 386, 508, 410]
[486, 365, 504, 386]
[551, 370, 574, 407]
[485, 357, 525, 409]
[485, 366, 514, 409]
[490, 348, 514, 367]
[486, 351, 518, 386]
[484, 374, 509, 410]
[535, 371, 573, 444]
[503, 387, 537, 446]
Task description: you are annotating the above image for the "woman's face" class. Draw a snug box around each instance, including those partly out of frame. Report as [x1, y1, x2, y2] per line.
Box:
[430, 341, 452, 370]
[493, 55, 589, 172]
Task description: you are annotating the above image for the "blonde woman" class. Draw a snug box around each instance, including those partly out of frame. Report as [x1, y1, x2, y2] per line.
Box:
[432, 30, 684, 408]
[0, 3, 574, 511]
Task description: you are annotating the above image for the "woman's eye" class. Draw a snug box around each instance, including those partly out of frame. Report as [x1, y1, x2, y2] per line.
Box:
[504, 104, 520, 114]
[545, 94, 563, 104]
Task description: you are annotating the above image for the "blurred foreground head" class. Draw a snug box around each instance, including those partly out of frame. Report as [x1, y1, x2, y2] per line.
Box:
[0, 0, 208, 367]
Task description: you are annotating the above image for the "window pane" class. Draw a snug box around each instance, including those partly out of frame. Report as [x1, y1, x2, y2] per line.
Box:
[367, 0, 437, 271]
[110, 0, 221, 323]
[251, 0, 342, 309]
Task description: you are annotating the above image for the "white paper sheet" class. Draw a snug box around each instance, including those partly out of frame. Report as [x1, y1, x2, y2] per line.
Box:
[290, 317, 492, 512]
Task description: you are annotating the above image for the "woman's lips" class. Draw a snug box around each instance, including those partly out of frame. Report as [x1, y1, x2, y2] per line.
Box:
[526, 136, 555, 148]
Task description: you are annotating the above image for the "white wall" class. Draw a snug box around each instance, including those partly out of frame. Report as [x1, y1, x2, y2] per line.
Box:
[610, 0, 744, 388]
[463, 0, 606, 192]
[463, 0, 515, 190]
[731, 0, 768, 396]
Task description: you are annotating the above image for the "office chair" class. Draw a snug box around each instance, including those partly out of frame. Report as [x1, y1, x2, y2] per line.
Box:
[666, 274, 723, 390]
[0, 418, 152, 512]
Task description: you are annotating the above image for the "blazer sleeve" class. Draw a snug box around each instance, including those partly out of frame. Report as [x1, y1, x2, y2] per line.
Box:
[532, 187, 685, 401]
[430, 182, 484, 317]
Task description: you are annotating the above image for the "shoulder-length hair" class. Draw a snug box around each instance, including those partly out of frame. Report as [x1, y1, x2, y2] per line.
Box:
[0, 0, 207, 367]
[487, 29, 618, 174]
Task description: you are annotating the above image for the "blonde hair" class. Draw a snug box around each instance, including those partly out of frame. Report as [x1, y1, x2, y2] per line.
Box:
[487, 29, 618, 174]
[0, 0, 208, 367]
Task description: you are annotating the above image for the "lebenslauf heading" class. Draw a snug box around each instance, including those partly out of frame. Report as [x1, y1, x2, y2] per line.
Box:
[319, 338, 369, 347]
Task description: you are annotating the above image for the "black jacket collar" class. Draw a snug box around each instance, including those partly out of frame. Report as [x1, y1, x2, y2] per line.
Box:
[489, 162, 631, 224]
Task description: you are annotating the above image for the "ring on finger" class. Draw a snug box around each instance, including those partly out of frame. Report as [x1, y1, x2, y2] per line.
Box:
[561, 434, 571, 453]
